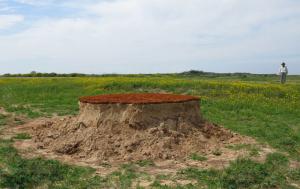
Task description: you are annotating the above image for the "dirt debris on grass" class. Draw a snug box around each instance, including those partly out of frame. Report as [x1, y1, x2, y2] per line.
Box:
[0, 108, 29, 139]
[26, 94, 260, 164]
[7, 115, 272, 177]
[0, 92, 276, 178]
[0, 107, 9, 116]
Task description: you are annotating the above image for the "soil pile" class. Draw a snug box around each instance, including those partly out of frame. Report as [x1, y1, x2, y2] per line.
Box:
[30, 93, 236, 162]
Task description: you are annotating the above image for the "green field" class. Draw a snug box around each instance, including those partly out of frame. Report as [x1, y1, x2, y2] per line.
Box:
[0, 75, 300, 188]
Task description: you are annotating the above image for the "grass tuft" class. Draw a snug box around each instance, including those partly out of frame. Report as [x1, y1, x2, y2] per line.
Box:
[189, 153, 208, 161]
[212, 149, 222, 156]
[136, 159, 155, 167]
[109, 163, 138, 189]
[13, 133, 32, 140]
[0, 114, 7, 126]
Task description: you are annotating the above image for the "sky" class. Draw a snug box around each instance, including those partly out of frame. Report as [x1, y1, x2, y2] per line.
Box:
[0, 0, 299, 74]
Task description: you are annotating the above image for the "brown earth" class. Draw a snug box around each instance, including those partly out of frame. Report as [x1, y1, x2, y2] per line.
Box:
[10, 116, 272, 177]
[31, 117, 235, 162]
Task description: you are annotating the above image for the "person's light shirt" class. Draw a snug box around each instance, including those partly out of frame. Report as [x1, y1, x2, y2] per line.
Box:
[279, 66, 288, 74]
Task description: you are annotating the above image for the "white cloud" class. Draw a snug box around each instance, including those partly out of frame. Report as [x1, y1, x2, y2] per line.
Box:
[0, 0, 300, 74]
[0, 14, 23, 29]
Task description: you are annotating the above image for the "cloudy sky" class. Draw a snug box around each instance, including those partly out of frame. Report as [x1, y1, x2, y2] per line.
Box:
[0, 0, 299, 74]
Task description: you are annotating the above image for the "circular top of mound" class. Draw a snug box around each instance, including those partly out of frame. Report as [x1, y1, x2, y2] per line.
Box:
[79, 93, 200, 104]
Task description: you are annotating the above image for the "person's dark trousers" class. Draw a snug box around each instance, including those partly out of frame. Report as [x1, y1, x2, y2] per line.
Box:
[280, 73, 287, 84]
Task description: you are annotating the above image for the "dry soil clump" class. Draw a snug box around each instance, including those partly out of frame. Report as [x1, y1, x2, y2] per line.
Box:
[30, 93, 241, 163]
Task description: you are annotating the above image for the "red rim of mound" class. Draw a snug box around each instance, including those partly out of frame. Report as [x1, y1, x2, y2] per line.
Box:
[79, 93, 200, 104]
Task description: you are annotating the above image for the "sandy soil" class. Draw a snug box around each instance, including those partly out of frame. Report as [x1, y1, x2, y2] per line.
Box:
[3, 116, 274, 177]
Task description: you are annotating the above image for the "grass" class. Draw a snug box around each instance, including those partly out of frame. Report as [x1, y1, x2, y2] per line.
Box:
[108, 163, 138, 189]
[0, 74, 299, 188]
[150, 180, 195, 189]
[13, 133, 32, 140]
[289, 169, 300, 181]
[212, 149, 222, 156]
[136, 159, 155, 167]
[0, 139, 106, 189]
[0, 114, 6, 126]
[189, 153, 208, 161]
[179, 153, 298, 188]
[0, 139, 148, 189]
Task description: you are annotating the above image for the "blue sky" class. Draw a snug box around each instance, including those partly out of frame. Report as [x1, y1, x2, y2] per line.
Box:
[0, 0, 300, 74]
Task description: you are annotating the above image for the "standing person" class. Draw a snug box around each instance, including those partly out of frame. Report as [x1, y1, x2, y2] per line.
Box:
[279, 62, 288, 84]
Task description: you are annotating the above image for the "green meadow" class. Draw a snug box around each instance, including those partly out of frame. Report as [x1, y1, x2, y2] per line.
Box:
[0, 74, 300, 188]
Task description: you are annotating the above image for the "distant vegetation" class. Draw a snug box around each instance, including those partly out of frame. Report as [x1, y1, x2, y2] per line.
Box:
[0, 70, 281, 78]
[1, 71, 89, 77]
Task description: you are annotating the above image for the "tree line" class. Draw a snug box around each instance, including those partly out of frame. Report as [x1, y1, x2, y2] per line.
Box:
[0, 70, 276, 77]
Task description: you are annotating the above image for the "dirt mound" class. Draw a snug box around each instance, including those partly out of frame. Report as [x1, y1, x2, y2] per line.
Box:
[32, 118, 234, 162]
[29, 94, 239, 163]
